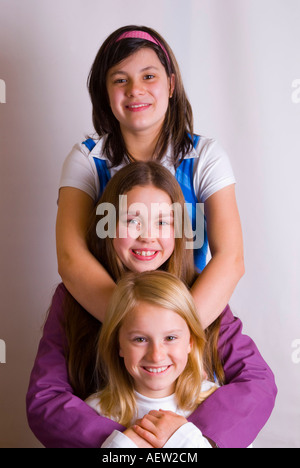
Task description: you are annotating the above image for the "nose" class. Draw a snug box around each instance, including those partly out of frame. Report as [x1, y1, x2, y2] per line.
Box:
[147, 342, 166, 363]
[138, 220, 158, 241]
[126, 79, 145, 97]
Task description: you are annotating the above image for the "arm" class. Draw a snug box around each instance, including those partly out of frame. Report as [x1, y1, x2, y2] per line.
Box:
[191, 185, 245, 329]
[26, 283, 124, 448]
[164, 422, 212, 449]
[187, 305, 277, 448]
[56, 187, 116, 322]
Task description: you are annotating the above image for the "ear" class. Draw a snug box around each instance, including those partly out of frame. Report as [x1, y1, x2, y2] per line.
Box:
[119, 346, 124, 358]
[169, 73, 175, 98]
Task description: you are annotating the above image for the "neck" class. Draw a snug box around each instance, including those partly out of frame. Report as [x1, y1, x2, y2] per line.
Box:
[121, 127, 161, 162]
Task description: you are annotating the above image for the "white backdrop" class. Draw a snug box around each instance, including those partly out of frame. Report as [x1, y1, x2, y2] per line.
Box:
[0, 0, 299, 448]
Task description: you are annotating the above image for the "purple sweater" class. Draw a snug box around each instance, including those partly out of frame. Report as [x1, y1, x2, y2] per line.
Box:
[26, 283, 277, 448]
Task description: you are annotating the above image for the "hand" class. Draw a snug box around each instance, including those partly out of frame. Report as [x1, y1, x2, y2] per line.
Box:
[123, 427, 154, 448]
[133, 410, 188, 448]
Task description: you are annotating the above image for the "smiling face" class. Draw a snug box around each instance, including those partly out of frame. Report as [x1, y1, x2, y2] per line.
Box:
[113, 184, 175, 273]
[118, 301, 192, 399]
[106, 48, 175, 138]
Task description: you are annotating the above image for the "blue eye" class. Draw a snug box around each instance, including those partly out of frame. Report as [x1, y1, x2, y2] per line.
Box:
[128, 219, 141, 229]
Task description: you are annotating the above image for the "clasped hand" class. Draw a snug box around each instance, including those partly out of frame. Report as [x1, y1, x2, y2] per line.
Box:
[124, 410, 188, 448]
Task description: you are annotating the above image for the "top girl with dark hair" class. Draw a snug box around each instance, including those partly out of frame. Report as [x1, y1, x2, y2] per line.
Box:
[56, 25, 245, 331]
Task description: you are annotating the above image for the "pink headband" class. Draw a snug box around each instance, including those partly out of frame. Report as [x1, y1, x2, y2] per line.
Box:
[115, 30, 170, 65]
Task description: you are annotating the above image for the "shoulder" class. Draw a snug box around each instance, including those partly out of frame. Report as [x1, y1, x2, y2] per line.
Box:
[47, 283, 67, 323]
[201, 379, 219, 391]
[59, 135, 110, 201]
[72, 135, 108, 160]
[85, 393, 102, 415]
[188, 134, 236, 202]
[185, 134, 229, 162]
[60, 136, 107, 172]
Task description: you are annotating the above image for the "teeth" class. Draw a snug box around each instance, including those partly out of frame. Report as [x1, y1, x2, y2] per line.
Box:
[133, 250, 156, 257]
[144, 366, 169, 374]
[128, 104, 149, 109]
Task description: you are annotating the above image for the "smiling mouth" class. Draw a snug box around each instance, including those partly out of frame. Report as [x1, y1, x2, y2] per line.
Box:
[131, 249, 159, 260]
[126, 103, 151, 111]
[143, 365, 171, 375]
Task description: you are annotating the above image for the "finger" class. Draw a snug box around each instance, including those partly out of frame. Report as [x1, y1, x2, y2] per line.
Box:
[138, 414, 158, 431]
[143, 413, 162, 424]
[133, 425, 161, 449]
[148, 410, 163, 418]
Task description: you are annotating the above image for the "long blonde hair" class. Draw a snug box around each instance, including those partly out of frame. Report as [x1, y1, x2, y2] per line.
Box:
[95, 270, 217, 427]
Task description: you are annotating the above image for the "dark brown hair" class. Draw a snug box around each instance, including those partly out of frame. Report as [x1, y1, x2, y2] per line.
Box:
[87, 25, 194, 167]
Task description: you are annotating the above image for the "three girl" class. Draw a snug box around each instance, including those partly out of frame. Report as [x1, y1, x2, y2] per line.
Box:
[27, 162, 276, 448]
[27, 23, 276, 449]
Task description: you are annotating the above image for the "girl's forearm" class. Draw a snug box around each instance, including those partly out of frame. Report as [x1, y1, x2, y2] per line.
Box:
[59, 248, 116, 323]
[190, 251, 245, 329]
[56, 187, 116, 322]
[195, 185, 244, 328]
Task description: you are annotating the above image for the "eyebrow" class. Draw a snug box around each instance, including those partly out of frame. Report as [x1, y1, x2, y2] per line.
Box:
[125, 209, 174, 216]
[109, 66, 160, 77]
[159, 211, 174, 217]
[127, 328, 184, 336]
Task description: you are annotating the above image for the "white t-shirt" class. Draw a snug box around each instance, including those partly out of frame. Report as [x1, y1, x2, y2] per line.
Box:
[85, 380, 216, 449]
[59, 135, 236, 203]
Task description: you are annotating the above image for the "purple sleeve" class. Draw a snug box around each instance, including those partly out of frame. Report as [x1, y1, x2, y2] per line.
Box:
[26, 283, 124, 448]
[188, 305, 277, 448]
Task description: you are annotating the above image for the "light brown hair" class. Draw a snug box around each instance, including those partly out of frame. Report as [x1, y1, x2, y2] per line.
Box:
[64, 161, 197, 399]
[64, 162, 225, 400]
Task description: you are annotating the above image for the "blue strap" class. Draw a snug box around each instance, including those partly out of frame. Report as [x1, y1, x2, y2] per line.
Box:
[175, 137, 208, 272]
[93, 159, 111, 198]
[82, 139, 111, 198]
[82, 138, 96, 152]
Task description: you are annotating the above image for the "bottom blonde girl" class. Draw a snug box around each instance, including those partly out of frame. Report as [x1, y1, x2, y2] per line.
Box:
[86, 270, 217, 448]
